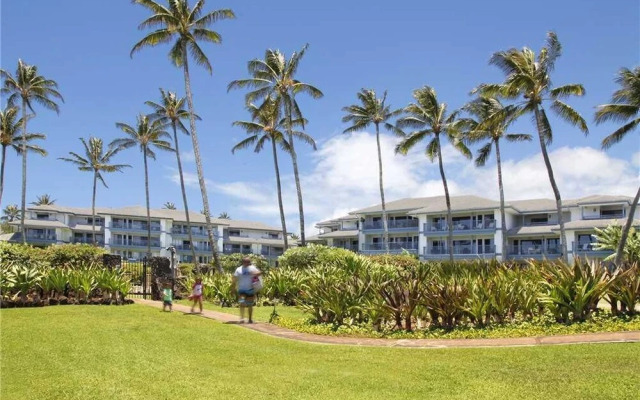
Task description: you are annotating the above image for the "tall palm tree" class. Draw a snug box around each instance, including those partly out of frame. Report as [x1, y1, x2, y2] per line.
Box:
[59, 137, 130, 246]
[163, 202, 177, 210]
[595, 66, 640, 267]
[111, 114, 173, 258]
[475, 32, 588, 262]
[395, 86, 472, 263]
[146, 89, 199, 263]
[228, 45, 323, 246]
[0, 105, 47, 205]
[1, 60, 63, 242]
[232, 98, 316, 250]
[131, 0, 235, 269]
[462, 96, 532, 261]
[342, 89, 401, 252]
[30, 194, 56, 206]
[2, 204, 20, 222]
[218, 211, 230, 219]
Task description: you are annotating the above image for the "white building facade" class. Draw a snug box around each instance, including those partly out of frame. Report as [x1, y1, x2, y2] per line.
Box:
[309, 194, 638, 264]
[7, 205, 287, 263]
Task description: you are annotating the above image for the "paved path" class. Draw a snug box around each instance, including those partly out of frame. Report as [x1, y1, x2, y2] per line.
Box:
[135, 299, 640, 349]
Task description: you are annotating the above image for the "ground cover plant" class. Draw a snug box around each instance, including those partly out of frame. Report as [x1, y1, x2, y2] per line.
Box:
[1, 305, 639, 400]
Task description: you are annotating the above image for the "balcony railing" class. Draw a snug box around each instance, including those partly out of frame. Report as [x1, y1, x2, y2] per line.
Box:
[171, 227, 213, 237]
[424, 245, 496, 256]
[573, 242, 612, 254]
[174, 244, 213, 252]
[224, 233, 250, 239]
[223, 247, 253, 255]
[73, 238, 105, 245]
[110, 222, 161, 232]
[261, 235, 281, 240]
[109, 239, 161, 248]
[582, 212, 625, 220]
[424, 219, 496, 233]
[332, 244, 359, 252]
[25, 233, 57, 242]
[507, 245, 561, 257]
[361, 242, 419, 251]
[261, 248, 284, 257]
[363, 219, 420, 230]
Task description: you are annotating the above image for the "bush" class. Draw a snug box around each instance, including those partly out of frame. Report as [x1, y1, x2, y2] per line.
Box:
[43, 244, 106, 268]
[278, 244, 353, 269]
[218, 253, 270, 274]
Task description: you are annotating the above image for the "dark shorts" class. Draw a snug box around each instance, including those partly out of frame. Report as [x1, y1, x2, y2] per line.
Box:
[238, 289, 255, 297]
[163, 300, 172, 306]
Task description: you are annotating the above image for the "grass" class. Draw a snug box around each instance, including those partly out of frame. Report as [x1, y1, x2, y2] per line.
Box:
[173, 299, 308, 322]
[2, 305, 640, 399]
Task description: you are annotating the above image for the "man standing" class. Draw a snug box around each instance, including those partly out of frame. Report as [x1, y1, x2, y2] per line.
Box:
[232, 257, 262, 323]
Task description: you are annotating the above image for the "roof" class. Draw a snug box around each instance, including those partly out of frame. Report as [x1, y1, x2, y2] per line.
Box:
[554, 218, 640, 231]
[0, 232, 19, 242]
[69, 224, 104, 232]
[306, 234, 327, 243]
[226, 220, 281, 231]
[506, 199, 563, 213]
[408, 196, 500, 215]
[350, 197, 435, 214]
[9, 219, 68, 229]
[318, 229, 359, 239]
[507, 225, 558, 236]
[572, 195, 634, 206]
[316, 214, 358, 226]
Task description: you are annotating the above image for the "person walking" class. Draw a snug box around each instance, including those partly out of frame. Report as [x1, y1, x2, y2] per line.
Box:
[232, 257, 262, 323]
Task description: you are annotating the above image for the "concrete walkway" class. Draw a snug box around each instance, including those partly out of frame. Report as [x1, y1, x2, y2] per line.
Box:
[134, 299, 640, 349]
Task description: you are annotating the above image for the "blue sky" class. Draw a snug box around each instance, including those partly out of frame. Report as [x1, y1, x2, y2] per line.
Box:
[1, 0, 638, 233]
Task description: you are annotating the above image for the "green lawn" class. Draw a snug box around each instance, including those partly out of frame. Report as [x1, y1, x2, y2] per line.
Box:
[2, 305, 639, 400]
[174, 299, 308, 322]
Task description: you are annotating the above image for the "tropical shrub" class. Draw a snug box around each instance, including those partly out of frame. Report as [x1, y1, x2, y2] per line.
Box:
[278, 244, 353, 269]
[262, 267, 306, 305]
[593, 224, 640, 264]
[607, 264, 640, 315]
[43, 244, 106, 268]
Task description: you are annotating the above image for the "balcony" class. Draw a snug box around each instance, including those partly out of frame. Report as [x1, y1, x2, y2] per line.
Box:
[223, 247, 253, 255]
[73, 238, 105, 246]
[361, 242, 419, 254]
[174, 243, 213, 252]
[362, 219, 420, 231]
[261, 247, 284, 258]
[573, 242, 613, 257]
[261, 235, 282, 240]
[331, 244, 359, 252]
[424, 219, 496, 235]
[25, 233, 57, 244]
[171, 227, 213, 238]
[223, 233, 250, 239]
[109, 238, 161, 248]
[110, 222, 161, 233]
[423, 245, 496, 259]
[507, 245, 561, 259]
[582, 211, 625, 220]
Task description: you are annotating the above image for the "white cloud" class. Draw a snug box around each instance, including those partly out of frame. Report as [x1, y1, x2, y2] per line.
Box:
[180, 150, 196, 163]
[167, 132, 638, 235]
[632, 151, 640, 168]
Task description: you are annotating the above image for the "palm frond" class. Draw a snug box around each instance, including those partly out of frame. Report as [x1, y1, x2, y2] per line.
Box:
[550, 100, 589, 134]
[601, 118, 639, 150]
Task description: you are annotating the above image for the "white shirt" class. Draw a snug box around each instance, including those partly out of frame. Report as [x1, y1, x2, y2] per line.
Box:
[233, 265, 259, 291]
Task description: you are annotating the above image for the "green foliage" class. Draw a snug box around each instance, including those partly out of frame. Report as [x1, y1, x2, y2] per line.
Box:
[262, 267, 306, 305]
[608, 264, 640, 315]
[593, 224, 640, 263]
[217, 253, 269, 274]
[43, 244, 106, 267]
[41, 268, 69, 299]
[278, 244, 353, 269]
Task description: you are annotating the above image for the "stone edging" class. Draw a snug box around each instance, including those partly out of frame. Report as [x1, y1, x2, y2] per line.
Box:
[134, 299, 640, 349]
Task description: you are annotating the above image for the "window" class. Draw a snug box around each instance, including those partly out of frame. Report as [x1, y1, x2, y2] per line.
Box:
[601, 209, 623, 217]
[530, 216, 548, 225]
[267, 232, 279, 239]
[229, 230, 240, 237]
[36, 213, 49, 220]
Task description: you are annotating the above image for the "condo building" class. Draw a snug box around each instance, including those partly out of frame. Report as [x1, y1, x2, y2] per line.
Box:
[308, 194, 638, 263]
[3, 205, 287, 263]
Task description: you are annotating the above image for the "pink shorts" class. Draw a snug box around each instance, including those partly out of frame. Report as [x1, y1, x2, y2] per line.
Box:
[189, 295, 202, 300]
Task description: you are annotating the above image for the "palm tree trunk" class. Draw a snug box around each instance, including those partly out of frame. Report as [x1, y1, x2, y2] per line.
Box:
[615, 185, 640, 267]
[271, 136, 288, 249]
[181, 50, 221, 271]
[92, 171, 97, 246]
[20, 99, 28, 243]
[495, 139, 508, 261]
[143, 150, 152, 259]
[436, 134, 454, 264]
[375, 123, 389, 253]
[285, 100, 307, 246]
[172, 121, 197, 263]
[534, 106, 568, 262]
[0, 145, 7, 206]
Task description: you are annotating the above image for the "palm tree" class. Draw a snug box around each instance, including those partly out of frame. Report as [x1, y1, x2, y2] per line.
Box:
[1, 60, 63, 242]
[228, 45, 323, 246]
[59, 137, 130, 245]
[31, 194, 56, 206]
[595, 66, 640, 267]
[342, 89, 401, 252]
[395, 86, 472, 263]
[146, 89, 199, 263]
[475, 32, 588, 262]
[111, 114, 173, 258]
[163, 202, 177, 210]
[131, 0, 235, 269]
[2, 204, 20, 222]
[462, 96, 532, 261]
[0, 105, 47, 205]
[232, 98, 315, 250]
[218, 211, 230, 219]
